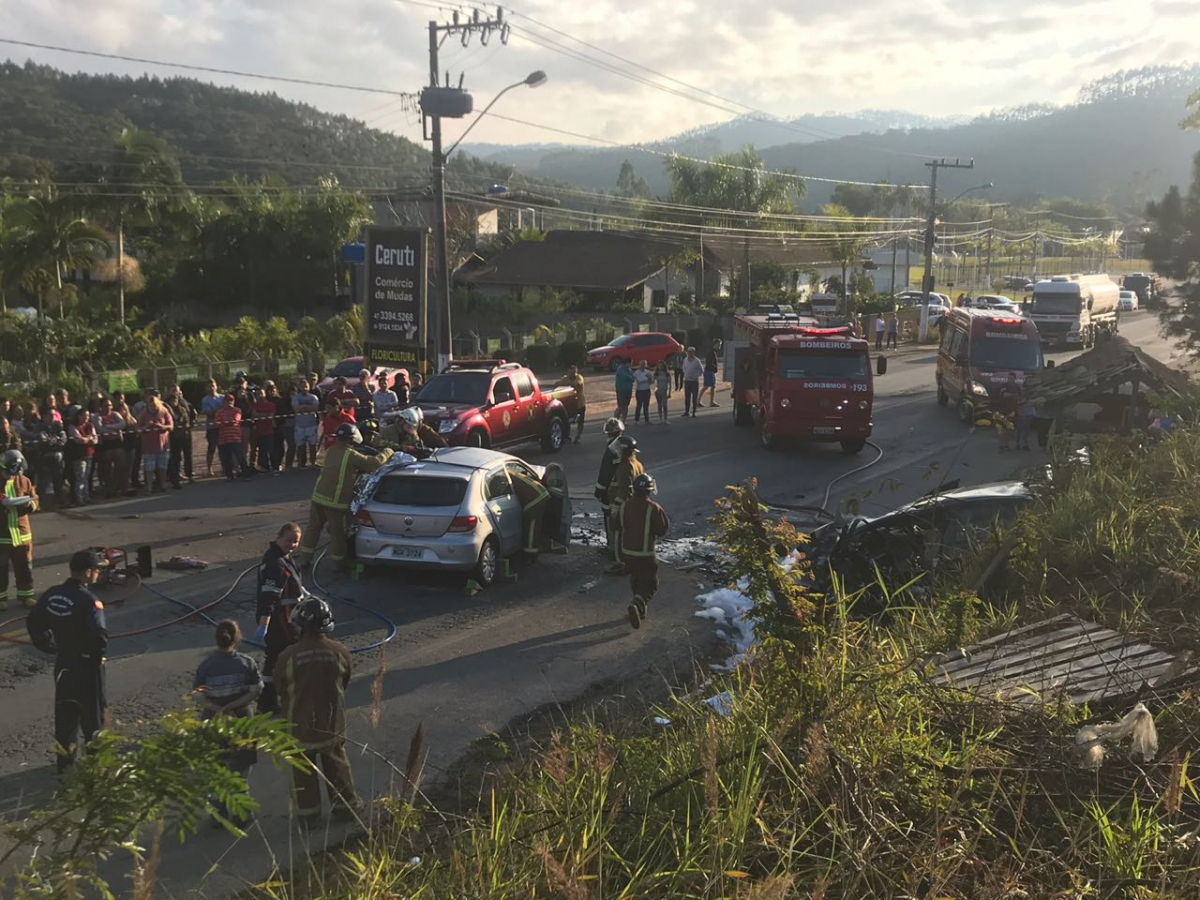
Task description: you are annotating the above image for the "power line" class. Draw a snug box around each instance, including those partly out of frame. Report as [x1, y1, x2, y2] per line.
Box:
[0, 38, 419, 98]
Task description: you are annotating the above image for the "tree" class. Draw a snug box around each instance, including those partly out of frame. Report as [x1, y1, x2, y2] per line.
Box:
[821, 204, 873, 316]
[3, 195, 104, 320]
[94, 127, 186, 323]
[1144, 152, 1200, 348]
[616, 160, 651, 199]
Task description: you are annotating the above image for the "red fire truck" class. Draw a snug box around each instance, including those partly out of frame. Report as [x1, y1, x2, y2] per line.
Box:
[728, 312, 885, 453]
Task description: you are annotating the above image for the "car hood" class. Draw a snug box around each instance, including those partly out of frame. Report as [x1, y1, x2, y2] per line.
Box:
[412, 401, 481, 422]
[587, 345, 618, 355]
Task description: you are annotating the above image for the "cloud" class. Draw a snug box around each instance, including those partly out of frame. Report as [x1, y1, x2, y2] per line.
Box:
[3, 0, 1200, 150]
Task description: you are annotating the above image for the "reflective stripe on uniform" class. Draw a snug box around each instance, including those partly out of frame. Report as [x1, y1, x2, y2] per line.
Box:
[1, 481, 25, 546]
[622, 504, 657, 557]
[311, 448, 355, 509]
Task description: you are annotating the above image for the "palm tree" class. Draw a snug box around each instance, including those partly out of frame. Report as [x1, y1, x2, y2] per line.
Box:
[100, 128, 185, 323]
[5, 196, 104, 320]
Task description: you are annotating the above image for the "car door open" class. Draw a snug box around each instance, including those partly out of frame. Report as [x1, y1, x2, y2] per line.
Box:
[483, 466, 522, 554]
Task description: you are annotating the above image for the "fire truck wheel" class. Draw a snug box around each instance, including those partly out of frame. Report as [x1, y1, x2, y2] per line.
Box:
[840, 438, 866, 455]
[542, 415, 566, 453]
[760, 422, 778, 451]
[467, 429, 489, 448]
[937, 381, 949, 406]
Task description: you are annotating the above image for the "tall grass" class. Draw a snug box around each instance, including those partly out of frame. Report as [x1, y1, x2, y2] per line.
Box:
[254, 449, 1200, 899]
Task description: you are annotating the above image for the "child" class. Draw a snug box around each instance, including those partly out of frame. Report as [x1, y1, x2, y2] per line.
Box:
[653, 361, 672, 424]
[193, 620, 263, 826]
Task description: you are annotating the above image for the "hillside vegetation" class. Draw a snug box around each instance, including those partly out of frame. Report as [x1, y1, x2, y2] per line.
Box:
[471, 66, 1200, 211]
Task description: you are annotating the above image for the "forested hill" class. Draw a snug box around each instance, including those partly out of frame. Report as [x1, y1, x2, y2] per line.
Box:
[471, 66, 1200, 212]
[0, 61, 509, 190]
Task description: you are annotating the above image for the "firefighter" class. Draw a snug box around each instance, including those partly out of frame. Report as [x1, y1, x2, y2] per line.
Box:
[511, 467, 551, 556]
[593, 418, 625, 560]
[621, 473, 670, 629]
[253, 522, 305, 715]
[295, 424, 393, 572]
[274, 597, 361, 824]
[604, 436, 643, 576]
[25, 550, 107, 772]
[374, 407, 446, 454]
[0, 449, 39, 610]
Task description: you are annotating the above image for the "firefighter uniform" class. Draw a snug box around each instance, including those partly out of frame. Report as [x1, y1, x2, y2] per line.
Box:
[0, 472, 39, 609]
[594, 442, 620, 559]
[621, 492, 671, 616]
[511, 469, 551, 555]
[606, 453, 644, 567]
[296, 441, 392, 569]
[256, 541, 303, 714]
[373, 421, 446, 452]
[275, 632, 359, 819]
[26, 574, 108, 772]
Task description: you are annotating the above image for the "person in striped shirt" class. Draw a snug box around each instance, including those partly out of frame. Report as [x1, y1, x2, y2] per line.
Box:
[215, 394, 253, 481]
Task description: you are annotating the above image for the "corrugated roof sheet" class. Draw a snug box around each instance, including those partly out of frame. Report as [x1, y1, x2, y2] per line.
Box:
[1022, 335, 1190, 407]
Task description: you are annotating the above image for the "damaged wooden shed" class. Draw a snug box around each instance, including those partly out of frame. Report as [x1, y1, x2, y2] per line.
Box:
[1022, 335, 1191, 432]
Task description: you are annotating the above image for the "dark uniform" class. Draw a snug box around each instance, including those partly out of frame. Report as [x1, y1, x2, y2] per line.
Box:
[0, 470, 38, 609]
[511, 469, 551, 555]
[621, 492, 671, 616]
[26, 575, 108, 772]
[606, 452, 644, 568]
[256, 542, 303, 714]
[594, 442, 620, 559]
[275, 632, 359, 819]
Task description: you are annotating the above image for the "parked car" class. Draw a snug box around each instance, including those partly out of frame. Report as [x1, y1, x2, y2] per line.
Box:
[352, 447, 571, 586]
[807, 480, 1034, 611]
[1003, 275, 1034, 290]
[972, 295, 1022, 315]
[1118, 290, 1139, 312]
[894, 291, 951, 308]
[586, 332, 683, 371]
[414, 361, 579, 453]
[317, 356, 409, 395]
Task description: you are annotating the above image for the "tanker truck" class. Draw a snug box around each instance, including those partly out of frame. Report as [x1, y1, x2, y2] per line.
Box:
[1027, 274, 1120, 349]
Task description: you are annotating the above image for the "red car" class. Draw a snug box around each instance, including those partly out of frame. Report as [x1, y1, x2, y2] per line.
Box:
[317, 356, 409, 396]
[586, 332, 682, 371]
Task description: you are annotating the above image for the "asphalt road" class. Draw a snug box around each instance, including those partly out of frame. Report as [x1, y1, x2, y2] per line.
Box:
[0, 310, 1175, 896]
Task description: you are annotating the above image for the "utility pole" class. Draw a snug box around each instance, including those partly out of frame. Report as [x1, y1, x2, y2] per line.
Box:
[889, 234, 898, 296]
[424, 9, 511, 371]
[919, 158, 974, 341]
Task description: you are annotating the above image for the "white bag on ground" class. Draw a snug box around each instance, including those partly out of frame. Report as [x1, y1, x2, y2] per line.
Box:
[1075, 702, 1158, 770]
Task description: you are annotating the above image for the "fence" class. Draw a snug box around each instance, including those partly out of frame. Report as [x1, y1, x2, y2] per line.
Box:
[94, 350, 354, 399]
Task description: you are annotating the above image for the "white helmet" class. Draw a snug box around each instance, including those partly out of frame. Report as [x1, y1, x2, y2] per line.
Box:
[398, 407, 422, 428]
[604, 417, 625, 437]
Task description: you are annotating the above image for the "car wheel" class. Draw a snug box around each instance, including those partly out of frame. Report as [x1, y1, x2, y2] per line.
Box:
[542, 415, 566, 453]
[467, 429, 488, 448]
[937, 380, 949, 406]
[957, 395, 973, 424]
[840, 438, 866, 454]
[474, 536, 499, 588]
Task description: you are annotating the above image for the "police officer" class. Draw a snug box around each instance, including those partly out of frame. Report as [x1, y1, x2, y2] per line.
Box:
[254, 522, 304, 714]
[0, 449, 38, 610]
[593, 418, 625, 560]
[510, 467, 551, 556]
[26, 550, 107, 772]
[274, 597, 361, 824]
[604, 436, 643, 576]
[295, 424, 392, 572]
[621, 473, 671, 629]
[374, 407, 446, 454]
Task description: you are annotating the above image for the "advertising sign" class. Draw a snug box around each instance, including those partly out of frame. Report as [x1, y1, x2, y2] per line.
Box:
[365, 227, 427, 369]
[107, 370, 139, 393]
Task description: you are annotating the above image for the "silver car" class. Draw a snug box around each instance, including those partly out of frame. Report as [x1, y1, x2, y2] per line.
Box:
[352, 447, 564, 586]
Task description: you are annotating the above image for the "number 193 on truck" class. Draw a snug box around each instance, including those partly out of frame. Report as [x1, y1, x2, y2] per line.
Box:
[727, 312, 885, 453]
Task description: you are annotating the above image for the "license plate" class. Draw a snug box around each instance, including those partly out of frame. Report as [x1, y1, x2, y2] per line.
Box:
[393, 546, 424, 560]
[812, 426, 836, 435]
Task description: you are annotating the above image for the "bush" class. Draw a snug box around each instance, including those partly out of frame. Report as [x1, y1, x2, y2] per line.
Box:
[522, 344, 556, 373]
[556, 342, 587, 368]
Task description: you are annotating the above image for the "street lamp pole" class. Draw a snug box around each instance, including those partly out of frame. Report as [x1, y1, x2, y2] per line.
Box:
[431, 70, 547, 371]
[918, 160, 989, 341]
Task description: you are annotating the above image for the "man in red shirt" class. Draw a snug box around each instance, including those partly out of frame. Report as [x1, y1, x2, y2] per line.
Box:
[251, 387, 278, 475]
[215, 395, 253, 481]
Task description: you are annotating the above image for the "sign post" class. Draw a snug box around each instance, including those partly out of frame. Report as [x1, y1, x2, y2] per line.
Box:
[364, 227, 427, 374]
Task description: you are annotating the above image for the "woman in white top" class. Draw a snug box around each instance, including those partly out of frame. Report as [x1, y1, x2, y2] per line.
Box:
[632, 360, 653, 424]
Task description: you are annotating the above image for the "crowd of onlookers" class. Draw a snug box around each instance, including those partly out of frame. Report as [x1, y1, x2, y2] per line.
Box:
[0, 366, 425, 509]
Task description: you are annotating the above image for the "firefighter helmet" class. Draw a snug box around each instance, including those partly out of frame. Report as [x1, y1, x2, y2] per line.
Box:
[294, 597, 336, 635]
[614, 435, 638, 457]
[398, 407, 422, 428]
[632, 473, 656, 495]
[603, 417, 625, 437]
[334, 423, 363, 444]
[0, 450, 27, 475]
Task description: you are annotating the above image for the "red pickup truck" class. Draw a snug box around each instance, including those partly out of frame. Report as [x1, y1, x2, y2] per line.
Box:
[412, 361, 579, 453]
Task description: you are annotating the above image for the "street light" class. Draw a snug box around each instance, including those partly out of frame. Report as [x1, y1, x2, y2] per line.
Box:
[431, 70, 548, 371]
[918, 181, 993, 341]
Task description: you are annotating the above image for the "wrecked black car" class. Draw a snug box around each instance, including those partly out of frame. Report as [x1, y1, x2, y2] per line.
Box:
[805, 480, 1034, 611]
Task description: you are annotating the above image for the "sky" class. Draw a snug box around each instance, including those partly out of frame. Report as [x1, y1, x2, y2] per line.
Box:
[3, 0, 1200, 148]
